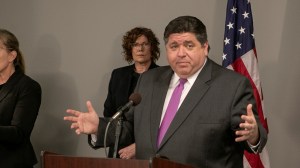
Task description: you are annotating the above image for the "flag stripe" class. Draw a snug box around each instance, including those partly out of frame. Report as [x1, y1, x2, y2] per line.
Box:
[244, 151, 264, 168]
[230, 51, 268, 132]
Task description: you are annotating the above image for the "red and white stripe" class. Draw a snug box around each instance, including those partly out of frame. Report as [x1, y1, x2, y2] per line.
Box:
[227, 49, 270, 168]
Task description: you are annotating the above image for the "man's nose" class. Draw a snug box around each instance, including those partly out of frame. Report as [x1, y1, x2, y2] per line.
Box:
[178, 46, 186, 57]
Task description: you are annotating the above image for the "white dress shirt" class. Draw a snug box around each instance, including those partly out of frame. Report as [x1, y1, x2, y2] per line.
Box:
[159, 58, 207, 125]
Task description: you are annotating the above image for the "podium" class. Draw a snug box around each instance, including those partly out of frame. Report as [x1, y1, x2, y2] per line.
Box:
[41, 151, 194, 168]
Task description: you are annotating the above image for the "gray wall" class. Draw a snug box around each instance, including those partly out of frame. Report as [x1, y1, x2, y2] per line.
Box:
[1, 0, 299, 168]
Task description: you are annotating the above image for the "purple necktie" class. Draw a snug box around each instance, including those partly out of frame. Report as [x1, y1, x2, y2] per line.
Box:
[157, 78, 187, 147]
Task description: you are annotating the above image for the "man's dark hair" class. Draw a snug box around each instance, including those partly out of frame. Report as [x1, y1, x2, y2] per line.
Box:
[164, 16, 208, 46]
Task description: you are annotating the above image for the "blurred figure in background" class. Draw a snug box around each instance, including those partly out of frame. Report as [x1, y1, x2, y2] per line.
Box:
[0, 29, 42, 168]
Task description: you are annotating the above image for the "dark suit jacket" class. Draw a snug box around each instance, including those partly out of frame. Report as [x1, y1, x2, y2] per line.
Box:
[103, 62, 159, 117]
[0, 69, 41, 168]
[97, 58, 267, 167]
[97, 62, 158, 157]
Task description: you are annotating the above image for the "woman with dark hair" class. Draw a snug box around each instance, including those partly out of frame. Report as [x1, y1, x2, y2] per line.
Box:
[99, 27, 160, 159]
[104, 27, 160, 118]
[0, 29, 42, 168]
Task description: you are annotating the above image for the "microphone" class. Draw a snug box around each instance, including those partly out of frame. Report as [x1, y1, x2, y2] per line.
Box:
[110, 93, 142, 121]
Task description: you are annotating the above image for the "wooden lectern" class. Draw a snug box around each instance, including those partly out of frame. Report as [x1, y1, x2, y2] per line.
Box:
[41, 151, 194, 168]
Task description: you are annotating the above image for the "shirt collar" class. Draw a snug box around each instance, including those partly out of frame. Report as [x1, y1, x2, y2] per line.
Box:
[172, 57, 207, 86]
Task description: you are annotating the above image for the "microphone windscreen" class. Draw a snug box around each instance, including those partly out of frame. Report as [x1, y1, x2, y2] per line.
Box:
[129, 93, 142, 106]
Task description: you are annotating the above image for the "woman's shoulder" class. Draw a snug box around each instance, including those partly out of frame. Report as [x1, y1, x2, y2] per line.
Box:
[17, 74, 41, 92]
[112, 65, 134, 72]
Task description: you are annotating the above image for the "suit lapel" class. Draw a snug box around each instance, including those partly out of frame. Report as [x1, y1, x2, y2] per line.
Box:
[157, 59, 213, 150]
[125, 65, 136, 97]
[150, 68, 173, 150]
[0, 70, 22, 102]
[0, 84, 12, 102]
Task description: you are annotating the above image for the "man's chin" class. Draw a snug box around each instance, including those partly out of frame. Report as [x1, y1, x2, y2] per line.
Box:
[175, 69, 191, 77]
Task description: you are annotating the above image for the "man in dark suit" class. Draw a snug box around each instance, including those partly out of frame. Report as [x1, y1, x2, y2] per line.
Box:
[65, 16, 267, 168]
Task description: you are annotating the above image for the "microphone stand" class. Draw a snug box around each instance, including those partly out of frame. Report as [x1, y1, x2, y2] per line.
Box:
[113, 116, 123, 158]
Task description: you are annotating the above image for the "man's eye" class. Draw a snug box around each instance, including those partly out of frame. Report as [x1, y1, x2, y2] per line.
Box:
[186, 44, 194, 49]
[170, 45, 178, 49]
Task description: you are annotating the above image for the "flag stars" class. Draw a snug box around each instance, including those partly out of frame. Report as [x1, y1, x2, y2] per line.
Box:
[222, 53, 227, 60]
[231, 6, 237, 14]
[227, 22, 234, 30]
[238, 26, 246, 34]
[242, 11, 250, 19]
[224, 37, 230, 45]
[235, 42, 242, 49]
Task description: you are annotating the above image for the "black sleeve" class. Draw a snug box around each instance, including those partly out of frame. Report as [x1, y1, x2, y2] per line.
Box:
[103, 70, 116, 117]
[88, 109, 135, 149]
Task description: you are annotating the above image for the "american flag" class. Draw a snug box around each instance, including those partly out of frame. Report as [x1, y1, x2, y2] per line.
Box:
[222, 0, 270, 168]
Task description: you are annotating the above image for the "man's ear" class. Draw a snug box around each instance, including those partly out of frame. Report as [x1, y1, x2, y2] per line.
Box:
[203, 42, 209, 56]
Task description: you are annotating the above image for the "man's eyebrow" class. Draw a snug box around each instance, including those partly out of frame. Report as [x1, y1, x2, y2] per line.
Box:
[169, 41, 178, 45]
[183, 40, 194, 44]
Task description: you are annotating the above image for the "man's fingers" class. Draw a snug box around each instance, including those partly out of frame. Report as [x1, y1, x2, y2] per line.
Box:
[119, 149, 124, 154]
[75, 129, 81, 135]
[86, 101, 95, 113]
[66, 109, 81, 116]
[64, 116, 78, 122]
[236, 129, 249, 136]
[241, 104, 255, 124]
[235, 130, 249, 142]
[239, 122, 254, 130]
[71, 122, 79, 129]
[247, 104, 253, 116]
[235, 136, 246, 142]
[236, 104, 258, 143]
